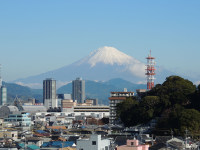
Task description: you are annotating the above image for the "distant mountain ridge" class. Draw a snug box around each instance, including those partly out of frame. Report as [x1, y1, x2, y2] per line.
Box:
[58, 78, 146, 105]
[3, 81, 42, 104]
[14, 46, 165, 89]
[13, 46, 198, 89]
[5, 78, 146, 105]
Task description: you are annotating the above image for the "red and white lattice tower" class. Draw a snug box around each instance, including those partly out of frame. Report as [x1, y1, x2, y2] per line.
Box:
[146, 50, 156, 90]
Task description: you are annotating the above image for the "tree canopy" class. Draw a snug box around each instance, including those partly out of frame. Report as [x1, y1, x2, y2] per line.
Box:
[148, 76, 196, 107]
[116, 75, 200, 137]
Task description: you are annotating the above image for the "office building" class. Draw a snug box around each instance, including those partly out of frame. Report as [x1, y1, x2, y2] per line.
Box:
[4, 112, 32, 127]
[57, 94, 72, 107]
[72, 77, 85, 103]
[85, 98, 98, 105]
[109, 88, 134, 125]
[43, 78, 57, 108]
[0, 64, 2, 88]
[0, 86, 7, 105]
[0, 65, 7, 106]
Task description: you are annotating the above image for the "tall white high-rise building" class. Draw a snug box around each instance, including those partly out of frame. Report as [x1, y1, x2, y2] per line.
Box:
[0, 65, 7, 106]
[72, 77, 85, 104]
[43, 78, 57, 109]
[0, 86, 7, 105]
[0, 64, 2, 88]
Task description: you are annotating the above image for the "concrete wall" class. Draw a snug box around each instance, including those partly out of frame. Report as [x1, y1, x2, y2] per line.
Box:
[0, 130, 18, 141]
[77, 134, 110, 150]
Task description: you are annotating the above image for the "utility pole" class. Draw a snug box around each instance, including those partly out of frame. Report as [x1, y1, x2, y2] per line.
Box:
[171, 129, 173, 139]
[151, 134, 154, 146]
[185, 128, 188, 149]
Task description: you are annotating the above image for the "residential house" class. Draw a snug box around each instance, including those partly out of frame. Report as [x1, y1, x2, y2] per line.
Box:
[0, 130, 18, 141]
[116, 139, 149, 150]
[77, 134, 111, 150]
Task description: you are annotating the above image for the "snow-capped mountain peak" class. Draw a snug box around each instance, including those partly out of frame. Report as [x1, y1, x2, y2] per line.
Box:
[87, 46, 139, 67]
[14, 46, 149, 88]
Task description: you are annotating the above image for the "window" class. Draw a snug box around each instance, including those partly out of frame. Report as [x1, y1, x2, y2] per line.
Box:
[79, 149, 83, 150]
[92, 141, 96, 145]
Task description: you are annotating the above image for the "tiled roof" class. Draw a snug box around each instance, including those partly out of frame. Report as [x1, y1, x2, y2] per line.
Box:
[47, 126, 67, 130]
[109, 97, 126, 100]
[115, 136, 130, 146]
[26, 137, 41, 141]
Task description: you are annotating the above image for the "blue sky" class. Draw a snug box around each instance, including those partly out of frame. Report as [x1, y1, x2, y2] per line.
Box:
[0, 0, 200, 82]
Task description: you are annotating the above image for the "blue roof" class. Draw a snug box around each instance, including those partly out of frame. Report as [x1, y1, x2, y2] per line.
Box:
[36, 130, 47, 134]
[81, 125, 86, 128]
[18, 143, 40, 149]
[42, 141, 74, 148]
[18, 143, 25, 148]
[27, 144, 40, 150]
[41, 142, 49, 147]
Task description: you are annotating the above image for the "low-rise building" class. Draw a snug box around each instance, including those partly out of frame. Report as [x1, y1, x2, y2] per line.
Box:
[0, 106, 19, 118]
[26, 137, 43, 147]
[77, 134, 111, 150]
[61, 100, 109, 118]
[4, 112, 32, 127]
[109, 89, 134, 124]
[116, 139, 149, 150]
[0, 130, 18, 141]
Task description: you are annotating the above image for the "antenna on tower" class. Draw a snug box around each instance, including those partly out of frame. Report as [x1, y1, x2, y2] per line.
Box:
[146, 50, 156, 90]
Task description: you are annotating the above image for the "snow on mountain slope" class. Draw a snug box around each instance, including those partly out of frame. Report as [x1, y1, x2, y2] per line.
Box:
[14, 46, 168, 88]
[76, 46, 146, 78]
[88, 46, 138, 66]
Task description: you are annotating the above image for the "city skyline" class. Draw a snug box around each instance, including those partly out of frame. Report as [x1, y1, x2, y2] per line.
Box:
[0, 1, 200, 83]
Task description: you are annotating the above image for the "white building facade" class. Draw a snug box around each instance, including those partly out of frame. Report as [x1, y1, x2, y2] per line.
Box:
[109, 89, 134, 125]
[77, 134, 111, 150]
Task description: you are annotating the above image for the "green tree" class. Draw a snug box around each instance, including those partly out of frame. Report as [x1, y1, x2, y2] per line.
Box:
[178, 109, 200, 136]
[116, 97, 139, 127]
[116, 96, 159, 127]
[163, 76, 195, 105]
[190, 84, 200, 111]
[140, 96, 160, 109]
[116, 75, 199, 134]
[148, 76, 196, 107]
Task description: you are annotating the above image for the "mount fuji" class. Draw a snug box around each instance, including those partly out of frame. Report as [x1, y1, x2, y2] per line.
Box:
[14, 46, 173, 88]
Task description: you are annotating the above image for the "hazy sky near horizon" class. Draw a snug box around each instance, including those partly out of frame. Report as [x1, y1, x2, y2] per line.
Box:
[0, 0, 200, 82]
